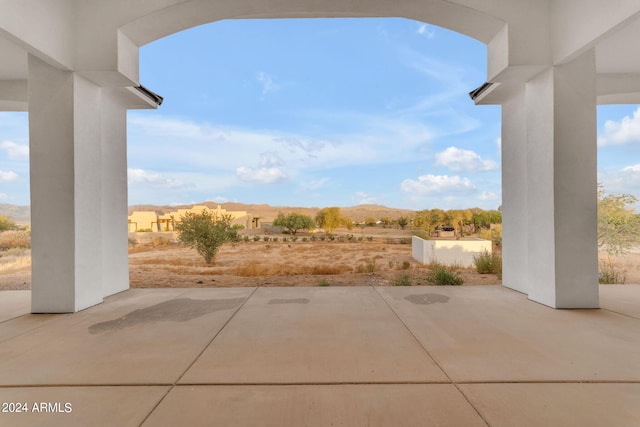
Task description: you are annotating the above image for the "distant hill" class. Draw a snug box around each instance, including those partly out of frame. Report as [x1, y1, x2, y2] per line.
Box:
[0, 204, 30, 223]
[0, 202, 416, 226]
[128, 202, 416, 222]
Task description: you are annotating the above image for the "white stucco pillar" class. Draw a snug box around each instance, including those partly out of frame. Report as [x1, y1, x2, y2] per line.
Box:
[101, 89, 129, 297]
[524, 49, 599, 308]
[28, 55, 105, 312]
[501, 85, 529, 295]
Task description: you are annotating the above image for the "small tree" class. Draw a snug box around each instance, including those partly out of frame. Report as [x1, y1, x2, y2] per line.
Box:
[364, 217, 377, 227]
[316, 207, 342, 233]
[472, 210, 502, 230]
[175, 210, 238, 264]
[341, 216, 354, 230]
[0, 215, 17, 232]
[598, 185, 640, 256]
[273, 212, 315, 235]
[380, 216, 393, 227]
[397, 216, 409, 230]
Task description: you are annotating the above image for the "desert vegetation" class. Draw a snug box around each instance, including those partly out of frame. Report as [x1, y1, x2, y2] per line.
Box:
[175, 210, 239, 264]
[597, 185, 640, 283]
[0, 215, 31, 288]
[2, 188, 640, 290]
[125, 232, 500, 288]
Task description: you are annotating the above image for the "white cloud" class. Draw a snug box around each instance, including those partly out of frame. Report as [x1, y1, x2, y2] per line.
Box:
[597, 165, 640, 209]
[128, 168, 184, 189]
[211, 196, 229, 204]
[236, 152, 289, 184]
[435, 147, 498, 172]
[0, 193, 7, 200]
[236, 166, 288, 184]
[398, 45, 466, 88]
[0, 140, 29, 160]
[479, 191, 499, 201]
[598, 107, 640, 146]
[417, 24, 435, 39]
[300, 177, 329, 191]
[0, 170, 18, 182]
[128, 113, 437, 175]
[258, 152, 284, 168]
[354, 191, 377, 205]
[257, 71, 279, 96]
[400, 174, 476, 195]
[496, 137, 502, 157]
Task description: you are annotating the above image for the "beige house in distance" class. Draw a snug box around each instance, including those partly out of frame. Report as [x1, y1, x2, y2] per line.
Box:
[128, 205, 255, 232]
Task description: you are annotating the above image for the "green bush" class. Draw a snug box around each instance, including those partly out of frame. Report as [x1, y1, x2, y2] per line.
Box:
[394, 273, 412, 286]
[425, 265, 464, 286]
[273, 212, 315, 235]
[0, 215, 17, 232]
[175, 210, 239, 264]
[473, 250, 494, 274]
[318, 279, 331, 287]
[473, 250, 502, 278]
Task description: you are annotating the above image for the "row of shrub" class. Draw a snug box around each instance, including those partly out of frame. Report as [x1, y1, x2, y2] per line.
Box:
[241, 234, 376, 243]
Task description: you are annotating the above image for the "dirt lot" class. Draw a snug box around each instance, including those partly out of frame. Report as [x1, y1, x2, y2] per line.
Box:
[128, 238, 501, 288]
[0, 228, 503, 290]
[5, 227, 640, 290]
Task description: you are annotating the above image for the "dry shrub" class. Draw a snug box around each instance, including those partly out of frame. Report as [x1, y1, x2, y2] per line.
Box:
[151, 236, 172, 247]
[355, 261, 377, 273]
[0, 248, 31, 273]
[233, 262, 351, 277]
[0, 231, 31, 250]
[599, 256, 626, 284]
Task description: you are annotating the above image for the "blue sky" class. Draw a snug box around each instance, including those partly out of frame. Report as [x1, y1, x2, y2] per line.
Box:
[1, 18, 640, 210]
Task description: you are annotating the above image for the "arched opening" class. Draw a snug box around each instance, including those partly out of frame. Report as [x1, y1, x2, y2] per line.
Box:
[124, 17, 500, 288]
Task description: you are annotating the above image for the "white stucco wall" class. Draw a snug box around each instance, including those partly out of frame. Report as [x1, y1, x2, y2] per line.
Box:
[412, 236, 492, 268]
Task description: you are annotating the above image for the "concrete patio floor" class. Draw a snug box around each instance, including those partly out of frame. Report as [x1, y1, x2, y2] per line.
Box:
[0, 285, 639, 426]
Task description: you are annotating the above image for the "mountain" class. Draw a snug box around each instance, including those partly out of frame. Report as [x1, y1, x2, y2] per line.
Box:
[0, 204, 30, 223]
[0, 202, 417, 225]
[128, 202, 416, 222]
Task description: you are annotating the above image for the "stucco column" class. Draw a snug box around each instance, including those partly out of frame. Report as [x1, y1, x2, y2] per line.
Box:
[524, 49, 599, 308]
[28, 55, 105, 312]
[501, 84, 529, 295]
[101, 89, 130, 297]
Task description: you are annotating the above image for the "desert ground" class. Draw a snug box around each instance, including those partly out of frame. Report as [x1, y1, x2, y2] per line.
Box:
[0, 227, 503, 290]
[2, 226, 639, 290]
[127, 233, 501, 288]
